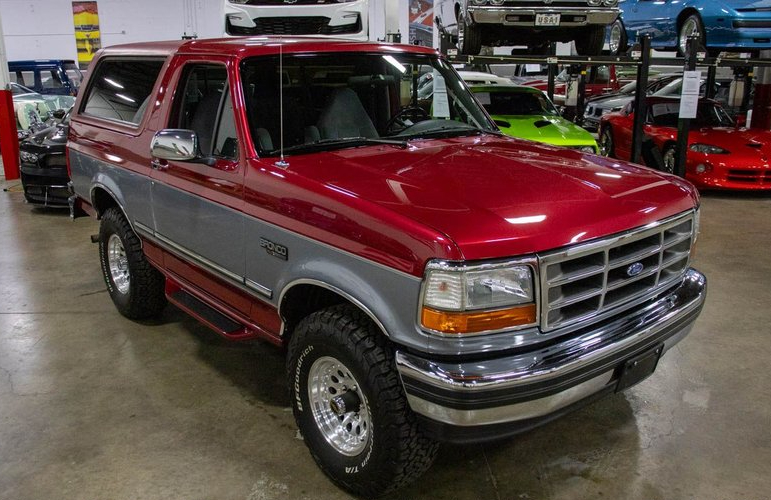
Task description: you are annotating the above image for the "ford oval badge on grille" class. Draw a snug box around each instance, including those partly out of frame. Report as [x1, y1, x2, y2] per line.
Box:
[627, 262, 644, 277]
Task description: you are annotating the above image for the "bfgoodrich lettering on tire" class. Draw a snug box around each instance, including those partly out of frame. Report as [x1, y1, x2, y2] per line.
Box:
[99, 207, 166, 320]
[287, 304, 438, 497]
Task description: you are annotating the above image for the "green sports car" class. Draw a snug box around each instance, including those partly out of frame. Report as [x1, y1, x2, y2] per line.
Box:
[470, 84, 599, 154]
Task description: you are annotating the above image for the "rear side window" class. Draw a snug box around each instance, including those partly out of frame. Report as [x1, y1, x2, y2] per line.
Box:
[81, 58, 164, 125]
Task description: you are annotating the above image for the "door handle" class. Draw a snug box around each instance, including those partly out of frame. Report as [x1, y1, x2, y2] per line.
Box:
[151, 159, 168, 171]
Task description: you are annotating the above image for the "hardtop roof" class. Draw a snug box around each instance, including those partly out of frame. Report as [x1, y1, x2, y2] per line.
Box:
[97, 37, 438, 59]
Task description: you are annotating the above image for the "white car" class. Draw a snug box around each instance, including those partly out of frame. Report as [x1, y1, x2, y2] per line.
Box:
[224, 0, 369, 40]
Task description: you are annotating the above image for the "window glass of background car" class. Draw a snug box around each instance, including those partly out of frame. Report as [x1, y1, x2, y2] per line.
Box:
[64, 62, 83, 88]
[42, 70, 63, 89]
[171, 64, 236, 159]
[15, 71, 35, 87]
[81, 59, 164, 125]
[481, 91, 558, 116]
[595, 66, 610, 84]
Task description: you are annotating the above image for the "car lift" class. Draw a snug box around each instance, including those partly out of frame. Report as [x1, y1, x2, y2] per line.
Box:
[443, 35, 771, 179]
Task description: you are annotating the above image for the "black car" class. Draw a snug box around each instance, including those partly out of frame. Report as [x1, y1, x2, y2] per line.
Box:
[20, 110, 70, 207]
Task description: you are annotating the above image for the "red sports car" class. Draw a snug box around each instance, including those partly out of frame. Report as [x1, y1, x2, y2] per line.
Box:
[599, 97, 771, 190]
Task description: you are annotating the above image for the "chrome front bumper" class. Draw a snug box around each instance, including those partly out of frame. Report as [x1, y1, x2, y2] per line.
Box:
[396, 268, 706, 441]
[469, 6, 619, 27]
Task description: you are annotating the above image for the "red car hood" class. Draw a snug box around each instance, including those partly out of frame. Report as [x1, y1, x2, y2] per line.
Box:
[288, 134, 698, 261]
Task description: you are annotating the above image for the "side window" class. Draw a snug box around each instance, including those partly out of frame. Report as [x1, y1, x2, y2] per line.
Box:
[594, 65, 610, 85]
[42, 70, 63, 89]
[81, 58, 164, 125]
[16, 71, 35, 87]
[171, 64, 237, 160]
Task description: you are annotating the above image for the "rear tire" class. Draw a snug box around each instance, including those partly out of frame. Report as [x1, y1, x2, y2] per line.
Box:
[575, 26, 605, 55]
[287, 305, 438, 497]
[457, 15, 482, 55]
[99, 207, 166, 319]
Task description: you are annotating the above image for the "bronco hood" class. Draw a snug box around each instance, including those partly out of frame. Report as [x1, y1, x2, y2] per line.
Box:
[287, 134, 698, 261]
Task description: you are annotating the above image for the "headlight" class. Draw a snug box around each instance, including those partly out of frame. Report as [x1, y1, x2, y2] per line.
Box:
[489, 0, 505, 4]
[689, 144, 729, 154]
[602, 0, 618, 5]
[471, 0, 488, 5]
[228, 0, 249, 3]
[20, 151, 39, 164]
[421, 260, 537, 335]
[579, 146, 596, 153]
[588, 0, 603, 6]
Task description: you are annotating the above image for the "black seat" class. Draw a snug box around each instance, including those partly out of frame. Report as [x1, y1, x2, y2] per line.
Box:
[189, 90, 222, 155]
[317, 88, 378, 140]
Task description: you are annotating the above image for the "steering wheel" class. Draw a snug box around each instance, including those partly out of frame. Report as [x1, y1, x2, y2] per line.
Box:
[385, 105, 430, 133]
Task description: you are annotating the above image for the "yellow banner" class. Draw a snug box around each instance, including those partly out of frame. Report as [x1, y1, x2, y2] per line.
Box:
[72, 1, 101, 68]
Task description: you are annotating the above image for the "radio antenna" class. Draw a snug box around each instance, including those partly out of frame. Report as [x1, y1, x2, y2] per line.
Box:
[275, 40, 289, 168]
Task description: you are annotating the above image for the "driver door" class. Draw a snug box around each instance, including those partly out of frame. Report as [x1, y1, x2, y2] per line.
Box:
[149, 60, 247, 311]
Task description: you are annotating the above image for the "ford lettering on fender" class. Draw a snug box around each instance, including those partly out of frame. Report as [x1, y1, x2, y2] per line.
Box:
[67, 37, 706, 497]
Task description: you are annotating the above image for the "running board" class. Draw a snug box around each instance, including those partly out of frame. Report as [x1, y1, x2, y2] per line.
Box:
[167, 289, 254, 340]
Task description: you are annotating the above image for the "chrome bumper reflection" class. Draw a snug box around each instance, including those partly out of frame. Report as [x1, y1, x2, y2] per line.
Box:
[469, 7, 619, 27]
[396, 268, 706, 427]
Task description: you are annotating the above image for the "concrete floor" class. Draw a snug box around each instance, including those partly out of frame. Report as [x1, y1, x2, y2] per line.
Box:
[1, 175, 770, 500]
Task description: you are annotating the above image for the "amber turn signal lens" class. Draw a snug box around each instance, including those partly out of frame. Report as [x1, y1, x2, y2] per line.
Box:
[421, 304, 537, 334]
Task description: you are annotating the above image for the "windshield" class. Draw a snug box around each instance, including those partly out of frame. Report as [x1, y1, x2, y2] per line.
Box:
[475, 89, 558, 116]
[653, 78, 707, 97]
[241, 52, 496, 156]
[647, 101, 733, 128]
[618, 81, 636, 94]
[11, 83, 35, 96]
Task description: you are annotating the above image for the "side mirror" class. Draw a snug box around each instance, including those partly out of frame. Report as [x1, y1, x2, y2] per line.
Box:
[52, 109, 66, 120]
[151, 129, 199, 161]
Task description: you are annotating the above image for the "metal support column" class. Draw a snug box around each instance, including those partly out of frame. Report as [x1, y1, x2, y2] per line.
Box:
[705, 65, 717, 99]
[576, 66, 587, 124]
[675, 36, 699, 178]
[546, 42, 557, 102]
[630, 35, 651, 164]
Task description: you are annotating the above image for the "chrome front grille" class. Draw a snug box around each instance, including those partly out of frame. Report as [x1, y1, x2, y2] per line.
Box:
[539, 212, 694, 332]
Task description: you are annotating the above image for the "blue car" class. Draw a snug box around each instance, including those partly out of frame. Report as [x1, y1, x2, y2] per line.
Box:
[608, 0, 771, 55]
[8, 60, 83, 96]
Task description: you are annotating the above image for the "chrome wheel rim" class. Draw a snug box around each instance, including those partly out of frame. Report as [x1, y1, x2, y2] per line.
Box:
[609, 23, 622, 54]
[663, 148, 676, 173]
[107, 234, 130, 295]
[308, 356, 370, 456]
[600, 130, 612, 156]
[679, 18, 700, 54]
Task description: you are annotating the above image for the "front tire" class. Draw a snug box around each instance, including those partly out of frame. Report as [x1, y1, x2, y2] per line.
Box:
[678, 14, 705, 56]
[575, 26, 605, 55]
[599, 126, 615, 157]
[287, 305, 438, 497]
[608, 19, 628, 55]
[99, 207, 166, 319]
[662, 144, 677, 174]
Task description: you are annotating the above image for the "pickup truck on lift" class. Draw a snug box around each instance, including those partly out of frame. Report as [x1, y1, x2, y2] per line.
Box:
[67, 37, 706, 497]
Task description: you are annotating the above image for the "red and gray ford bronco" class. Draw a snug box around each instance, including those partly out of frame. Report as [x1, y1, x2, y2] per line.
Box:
[68, 37, 705, 496]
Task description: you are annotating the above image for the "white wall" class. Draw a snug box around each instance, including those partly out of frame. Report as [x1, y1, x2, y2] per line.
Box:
[0, 0, 224, 62]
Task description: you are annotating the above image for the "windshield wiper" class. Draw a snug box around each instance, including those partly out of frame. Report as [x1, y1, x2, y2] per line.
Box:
[267, 137, 408, 156]
[401, 126, 497, 141]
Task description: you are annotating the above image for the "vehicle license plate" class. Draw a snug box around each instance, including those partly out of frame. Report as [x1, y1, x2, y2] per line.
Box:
[615, 344, 663, 392]
[535, 14, 561, 26]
